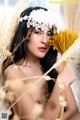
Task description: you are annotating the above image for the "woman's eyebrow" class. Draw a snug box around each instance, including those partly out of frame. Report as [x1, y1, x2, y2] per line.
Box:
[47, 30, 51, 33]
[38, 28, 42, 31]
[38, 28, 51, 32]
[34, 28, 51, 33]
[33, 28, 42, 31]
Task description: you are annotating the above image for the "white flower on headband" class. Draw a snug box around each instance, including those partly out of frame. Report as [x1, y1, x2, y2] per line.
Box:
[19, 9, 58, 33]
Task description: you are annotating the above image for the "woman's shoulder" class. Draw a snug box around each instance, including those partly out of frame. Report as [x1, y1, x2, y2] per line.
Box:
[4, 64, 18, 73]
[4, 64, 20, 80]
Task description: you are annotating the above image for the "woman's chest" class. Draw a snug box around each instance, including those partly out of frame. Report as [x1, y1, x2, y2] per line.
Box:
[17, 66, 48, 104]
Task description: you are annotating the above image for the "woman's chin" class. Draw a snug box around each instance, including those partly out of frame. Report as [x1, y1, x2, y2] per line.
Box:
[37, 54, 46, 58]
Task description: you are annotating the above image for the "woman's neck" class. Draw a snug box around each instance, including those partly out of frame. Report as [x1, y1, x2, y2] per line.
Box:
[27, 53, 41, 68]
[16, 52, 41, 69]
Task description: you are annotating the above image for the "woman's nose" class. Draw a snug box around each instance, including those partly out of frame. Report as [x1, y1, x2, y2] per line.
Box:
[41, 33, 48, 44]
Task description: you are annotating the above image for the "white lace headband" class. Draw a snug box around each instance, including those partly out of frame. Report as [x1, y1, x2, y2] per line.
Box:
[19, 9, 57, 33]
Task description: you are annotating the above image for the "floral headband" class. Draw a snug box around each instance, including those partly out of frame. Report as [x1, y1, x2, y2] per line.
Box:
[19, 9, 57, 33]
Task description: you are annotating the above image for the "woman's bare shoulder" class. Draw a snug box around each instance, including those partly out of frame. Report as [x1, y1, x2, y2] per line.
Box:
[4, 64, 18, 73]
[4, 64, 20, 80]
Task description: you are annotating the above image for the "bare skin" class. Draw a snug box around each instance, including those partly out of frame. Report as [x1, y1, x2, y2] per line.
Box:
[4, 59, 48, 119]
[69, 112, 80, 120]
[4, 61, 78, 120]
[42, 65, 78, 120]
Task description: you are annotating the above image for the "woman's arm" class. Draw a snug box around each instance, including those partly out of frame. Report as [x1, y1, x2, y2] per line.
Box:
[42, 65, 78, 120]
[69, 112, 80, 120]
[4, 66, 36, 120]
[62, 86, 78, 120]
[42, 81, 61, 120]
[57, 65, 78, 119]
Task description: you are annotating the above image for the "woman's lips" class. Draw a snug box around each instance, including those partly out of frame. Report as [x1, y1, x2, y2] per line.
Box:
[38, 47, 47, 52]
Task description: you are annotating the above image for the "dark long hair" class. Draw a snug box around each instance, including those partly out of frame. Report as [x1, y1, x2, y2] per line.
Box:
[2, 6, 58, 94]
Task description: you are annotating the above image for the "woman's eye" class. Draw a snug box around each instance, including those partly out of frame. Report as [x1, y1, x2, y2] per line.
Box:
[47, 33, 52, 36]
[34, 31, 41, 34]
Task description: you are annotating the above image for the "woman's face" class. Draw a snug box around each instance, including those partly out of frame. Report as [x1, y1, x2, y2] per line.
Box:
[27, 25, 52, 58]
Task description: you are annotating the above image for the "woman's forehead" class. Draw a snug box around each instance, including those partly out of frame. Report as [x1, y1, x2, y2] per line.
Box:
[34, 24, 52, 33]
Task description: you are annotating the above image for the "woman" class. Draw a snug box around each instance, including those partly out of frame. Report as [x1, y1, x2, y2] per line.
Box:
[69, 113, 80, 120]
[2, 6, 78, 120]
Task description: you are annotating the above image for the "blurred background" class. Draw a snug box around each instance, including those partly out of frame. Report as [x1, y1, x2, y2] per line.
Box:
[0, 0, 64, 31]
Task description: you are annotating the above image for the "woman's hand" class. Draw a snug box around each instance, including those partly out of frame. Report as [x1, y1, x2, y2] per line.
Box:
[57, 64, 76, 87]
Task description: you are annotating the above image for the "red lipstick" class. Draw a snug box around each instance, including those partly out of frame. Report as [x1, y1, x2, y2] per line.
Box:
[38, 47, 46, 52]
